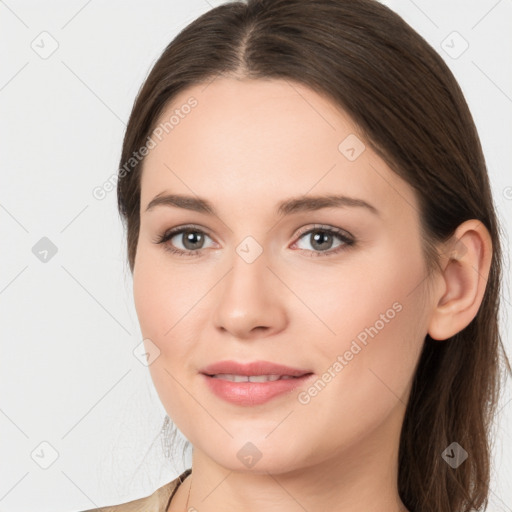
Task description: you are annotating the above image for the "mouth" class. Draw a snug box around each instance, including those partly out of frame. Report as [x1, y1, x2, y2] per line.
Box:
[199, 360, 315, 406]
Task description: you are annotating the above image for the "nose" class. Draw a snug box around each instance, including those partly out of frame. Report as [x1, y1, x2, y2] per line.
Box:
[212, 247, 288, 340]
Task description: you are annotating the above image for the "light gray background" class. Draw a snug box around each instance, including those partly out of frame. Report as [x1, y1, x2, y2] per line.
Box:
[1, 1, 511, 511]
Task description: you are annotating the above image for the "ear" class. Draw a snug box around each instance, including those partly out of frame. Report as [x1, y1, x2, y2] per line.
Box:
[427, 219, 493, 341]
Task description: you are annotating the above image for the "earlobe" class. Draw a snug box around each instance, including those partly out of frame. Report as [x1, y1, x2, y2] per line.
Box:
[427, 220, 492, 341]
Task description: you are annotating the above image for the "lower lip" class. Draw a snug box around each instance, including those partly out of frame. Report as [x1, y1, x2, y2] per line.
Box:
[201, 373, 314, 406]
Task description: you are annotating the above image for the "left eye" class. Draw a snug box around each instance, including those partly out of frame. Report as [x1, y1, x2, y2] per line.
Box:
[292, 226, 354, 256]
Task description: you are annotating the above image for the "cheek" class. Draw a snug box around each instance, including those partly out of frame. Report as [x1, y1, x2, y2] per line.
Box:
[133, 247, 201, 339]
[291, 299, 425, 464]
[294, 241, 427, 390]
[133, 249, 206, 412]
[294, 246, 428, 432]
[133, 264, 193, 422]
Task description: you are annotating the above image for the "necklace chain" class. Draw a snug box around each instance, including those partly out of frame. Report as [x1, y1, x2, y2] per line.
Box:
[184, 474, 192, 512]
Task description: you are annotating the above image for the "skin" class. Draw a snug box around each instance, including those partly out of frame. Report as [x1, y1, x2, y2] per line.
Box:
[132, 77, 492, 512]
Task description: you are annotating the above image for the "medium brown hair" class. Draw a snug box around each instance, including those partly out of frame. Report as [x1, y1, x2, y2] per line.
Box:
[117, 1, 511, 510]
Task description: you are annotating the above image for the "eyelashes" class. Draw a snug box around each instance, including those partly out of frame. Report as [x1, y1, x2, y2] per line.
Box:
[152, 223, 355, 258]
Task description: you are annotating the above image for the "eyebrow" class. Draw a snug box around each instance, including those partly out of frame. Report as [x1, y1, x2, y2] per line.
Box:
[144, 192, 379, 217]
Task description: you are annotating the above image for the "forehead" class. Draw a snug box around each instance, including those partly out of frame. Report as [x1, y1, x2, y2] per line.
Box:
[139, 77, 417, 221]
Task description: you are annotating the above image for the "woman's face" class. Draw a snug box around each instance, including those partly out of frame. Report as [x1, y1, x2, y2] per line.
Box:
[133, 77, 433, 474]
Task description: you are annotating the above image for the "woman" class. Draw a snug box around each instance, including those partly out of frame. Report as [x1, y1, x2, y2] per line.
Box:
[81, 0, 510, 510]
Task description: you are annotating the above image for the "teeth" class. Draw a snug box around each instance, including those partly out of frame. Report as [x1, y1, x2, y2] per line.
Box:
[211, 374, 295, 382]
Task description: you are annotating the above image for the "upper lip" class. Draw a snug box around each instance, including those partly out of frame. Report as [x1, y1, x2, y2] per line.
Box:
[200, 360, 313, 377]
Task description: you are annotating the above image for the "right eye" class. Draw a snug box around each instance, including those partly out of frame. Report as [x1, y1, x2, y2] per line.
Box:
[153, 225, 216, 257]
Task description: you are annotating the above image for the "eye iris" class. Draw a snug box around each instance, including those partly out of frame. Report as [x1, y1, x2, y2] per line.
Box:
[311, 231, 333, 251]
[182, 230, 204, 250]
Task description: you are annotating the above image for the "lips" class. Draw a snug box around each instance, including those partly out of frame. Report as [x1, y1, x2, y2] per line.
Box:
[200, 360, 315, 406]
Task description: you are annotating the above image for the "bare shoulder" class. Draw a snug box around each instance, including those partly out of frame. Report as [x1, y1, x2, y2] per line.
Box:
[77, 474, 184, 512]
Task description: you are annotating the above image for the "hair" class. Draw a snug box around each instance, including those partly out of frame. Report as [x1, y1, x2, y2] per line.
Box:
[116, 1, 511, 510]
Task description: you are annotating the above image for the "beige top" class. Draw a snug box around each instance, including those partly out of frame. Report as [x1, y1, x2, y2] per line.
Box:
[79, 468, 192, 512]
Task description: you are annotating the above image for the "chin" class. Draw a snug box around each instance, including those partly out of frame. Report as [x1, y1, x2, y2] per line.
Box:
[199, 436, 317, 475]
